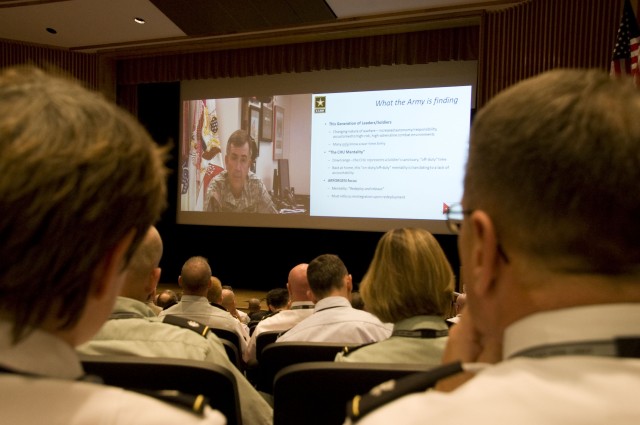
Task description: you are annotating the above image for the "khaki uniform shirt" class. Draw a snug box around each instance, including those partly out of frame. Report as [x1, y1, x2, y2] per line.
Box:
[0, 320, 225, 425]
[78, 297, 273, 425]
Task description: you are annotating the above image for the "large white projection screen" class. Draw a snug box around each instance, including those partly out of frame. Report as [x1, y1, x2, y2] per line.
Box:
[179, 62, 477, 233]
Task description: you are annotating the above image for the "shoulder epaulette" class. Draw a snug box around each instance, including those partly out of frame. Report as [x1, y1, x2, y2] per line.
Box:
[340, 342, 376, 357]
[162, 315, 211, 338]
[346, 361, 463, 423]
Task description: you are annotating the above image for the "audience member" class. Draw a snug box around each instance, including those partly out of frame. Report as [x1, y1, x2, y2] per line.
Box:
[350, 69, 640, 424]
[207, 276, 226, 311]
[156, 289, 179, 310]
[78, 226, 273, 425]
[350, 291, 365, 310]
[159, 256, 250, 357]
[245, 264, 315, 363]
[247, 288, 289, 334]
[265, 288, 290, 314]
[0, 66, 224, 424]
[147, 290, 164, 315]
[247, 298, 263, 319]
[205, 129, 277, 213]
[222, 287, 250, 324]
[335, 228, 453, 364]
[277, 254, 392, 343]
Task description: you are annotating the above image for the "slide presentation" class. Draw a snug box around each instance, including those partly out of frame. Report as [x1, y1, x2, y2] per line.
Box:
[310, 86, 471, 220]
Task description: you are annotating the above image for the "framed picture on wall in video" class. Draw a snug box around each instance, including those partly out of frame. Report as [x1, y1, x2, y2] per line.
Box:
[261, 103, 273, 142]
[273, 105, 284, 159]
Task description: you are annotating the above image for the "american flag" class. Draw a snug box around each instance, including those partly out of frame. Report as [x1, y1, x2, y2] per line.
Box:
[610, 0, 640, 86]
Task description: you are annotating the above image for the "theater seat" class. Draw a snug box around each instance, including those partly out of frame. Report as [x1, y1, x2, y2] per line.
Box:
[79, 354, 242, 425]
[257, 341, 360, 393]
[272, 361, 434, 425]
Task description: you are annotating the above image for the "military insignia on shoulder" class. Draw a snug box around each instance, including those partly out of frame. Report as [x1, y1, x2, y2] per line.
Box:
[162, 315, 211, 338]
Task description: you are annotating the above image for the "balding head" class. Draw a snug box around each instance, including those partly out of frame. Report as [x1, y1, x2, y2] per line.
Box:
[287, 263, 311, 302]
[221, 288, 236, 309]
[179, 256, 212, 295]
[120, 226, 163, 302]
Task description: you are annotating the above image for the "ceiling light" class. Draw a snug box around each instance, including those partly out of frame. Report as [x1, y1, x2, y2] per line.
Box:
[134, 17, 146, 24]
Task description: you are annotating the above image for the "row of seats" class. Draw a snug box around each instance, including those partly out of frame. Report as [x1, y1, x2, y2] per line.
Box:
[79, 353, 434, 425]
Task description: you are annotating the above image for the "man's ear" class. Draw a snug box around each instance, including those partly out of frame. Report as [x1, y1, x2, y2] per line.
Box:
[90, 229, 136, 300]
[346, 274, 353, 293]
[145, 266, 161, 296]
[467, 210, 501, 297]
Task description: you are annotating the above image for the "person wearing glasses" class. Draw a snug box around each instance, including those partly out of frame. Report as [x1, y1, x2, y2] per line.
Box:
[347, 69, 640, 424]
[205, 129, 278, 214]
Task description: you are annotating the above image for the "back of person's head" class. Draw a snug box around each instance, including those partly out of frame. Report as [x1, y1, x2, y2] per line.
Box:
[307, 254, 349, 299]
[266, 288, 289, 310]
[221, 287, 236, 310]
[0, 66, 167, 343]
[287, 263, 311, 301]
[248, 298, 261, 313]
[350, 291, 365, 310]
[360, 228, 454, 323]
[179, 256, 212, 294]
[156, 289, 179, 310]
[226, 129, 256, 161]
[120, 226, 164, 301]
[466, 69, 640, 275]
[207, 276, 223, 303]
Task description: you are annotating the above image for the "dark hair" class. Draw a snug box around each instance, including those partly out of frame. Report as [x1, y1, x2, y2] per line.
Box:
[226, 129, 257, 161]
[307, 254, 348, 298]
[266, 288, 289, 309]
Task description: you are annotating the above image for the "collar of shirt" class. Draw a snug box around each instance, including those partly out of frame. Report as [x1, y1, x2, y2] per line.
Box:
[291, 301, 315, 310]
[392, 315, 449, 333]
[313, 296, 352, 312]
[503, 303, 640, 359]
[178, 295, 210, 305]
[0, 320, 84, 379]
[111, 296, 157, 319]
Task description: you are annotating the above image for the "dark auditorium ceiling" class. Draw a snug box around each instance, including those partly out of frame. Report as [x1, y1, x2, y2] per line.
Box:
[0, 0, 518, 54]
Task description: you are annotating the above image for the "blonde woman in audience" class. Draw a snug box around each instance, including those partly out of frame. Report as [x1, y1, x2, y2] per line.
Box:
[335, 228, 454, 365]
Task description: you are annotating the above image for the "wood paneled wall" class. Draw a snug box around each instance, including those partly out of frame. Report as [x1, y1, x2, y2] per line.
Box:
[0, 39, 99, 89]
[478, 0, 623, 106]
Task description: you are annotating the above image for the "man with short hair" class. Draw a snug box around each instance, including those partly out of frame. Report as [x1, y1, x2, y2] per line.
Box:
[351, 69, 640, 424]
[207, 276, 226, 310]
[222, 287, 250, 324]
[0, 66, 224, 424]
[78, 227, 273, 425]
[160, 257, 250, 357]
[245, 264, 315, 363]
[156, 289, 179, 310]
[277, 254, 392, 343]
[205, 129, 277, 213]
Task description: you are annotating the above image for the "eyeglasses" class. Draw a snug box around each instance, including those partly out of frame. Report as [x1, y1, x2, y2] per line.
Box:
[445, 202, 511, 264]
[445, 203, 473, 235]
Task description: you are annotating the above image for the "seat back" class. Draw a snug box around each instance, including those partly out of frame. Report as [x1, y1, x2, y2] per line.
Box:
[79, 354, 242, 425]
[254, 330, 283, 364]
[257, 341, 358, 393]
[219, 338, 242, 370]
[209, 328, 243, 364]
[272, 361, 434, 425]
